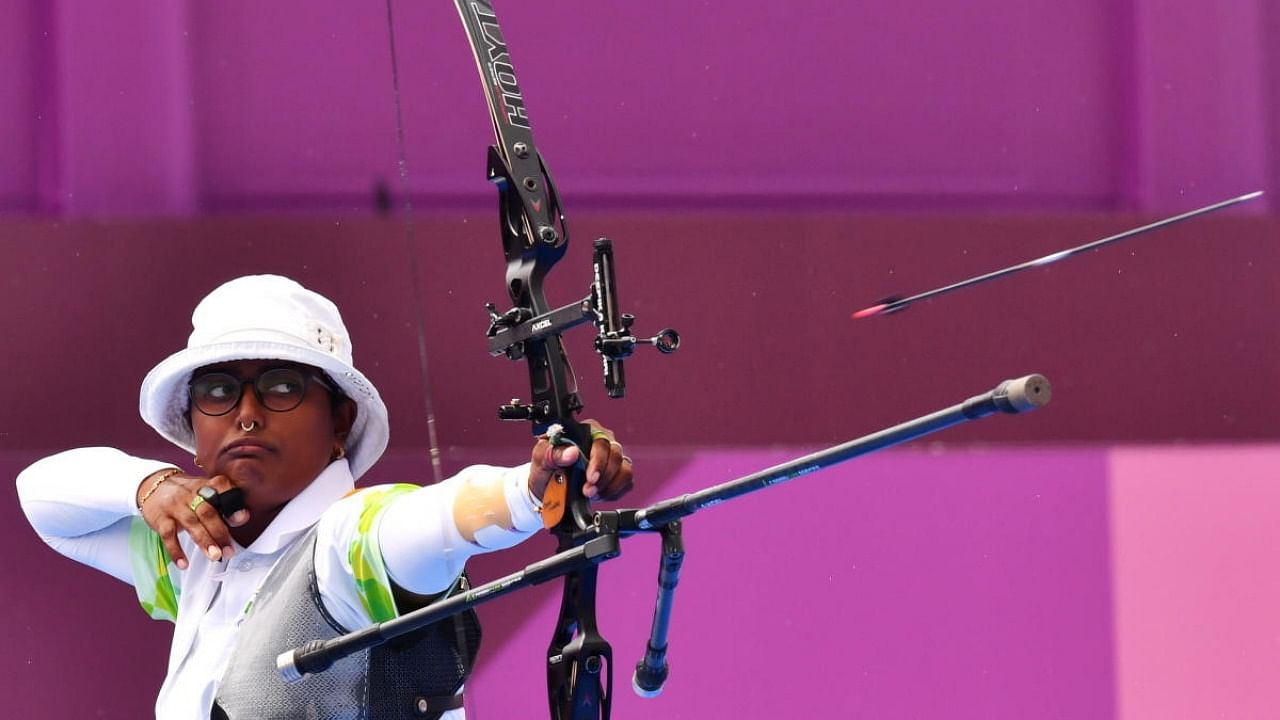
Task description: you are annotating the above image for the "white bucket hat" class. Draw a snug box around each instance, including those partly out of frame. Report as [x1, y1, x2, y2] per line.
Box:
[139, 275, 389, 479]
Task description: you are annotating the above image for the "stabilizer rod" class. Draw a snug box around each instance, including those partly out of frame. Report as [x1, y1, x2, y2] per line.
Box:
[632, 374, 1050, 530]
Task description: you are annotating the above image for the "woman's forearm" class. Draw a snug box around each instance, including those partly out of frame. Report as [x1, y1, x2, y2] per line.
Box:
[17, 447, 175, 582]
[377, 463, 541, 595]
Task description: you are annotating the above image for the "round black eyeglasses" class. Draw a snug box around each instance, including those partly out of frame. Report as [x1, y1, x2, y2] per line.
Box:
[189, 367, 336, 417]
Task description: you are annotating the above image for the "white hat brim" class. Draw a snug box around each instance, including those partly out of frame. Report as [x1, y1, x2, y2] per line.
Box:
[139, 340, 389, 479]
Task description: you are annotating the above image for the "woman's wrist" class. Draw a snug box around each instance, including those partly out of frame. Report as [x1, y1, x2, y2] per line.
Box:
[136, 467, 182, 509]
[509, 464, 544, 532]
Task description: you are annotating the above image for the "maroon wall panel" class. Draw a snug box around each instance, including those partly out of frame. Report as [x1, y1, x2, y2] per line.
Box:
[3, 210, 1274, 458]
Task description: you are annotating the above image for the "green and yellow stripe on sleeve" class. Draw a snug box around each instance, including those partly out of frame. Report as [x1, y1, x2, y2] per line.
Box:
[128, 518, 181, 622]
[347, 484, 420, 623]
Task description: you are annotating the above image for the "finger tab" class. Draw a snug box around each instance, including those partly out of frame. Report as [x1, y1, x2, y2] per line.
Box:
[540, 473, 568, 529]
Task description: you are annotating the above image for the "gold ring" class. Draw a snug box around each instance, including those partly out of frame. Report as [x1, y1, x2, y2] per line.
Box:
[188, 495, 206, 512]
[590, 430, 611, 442]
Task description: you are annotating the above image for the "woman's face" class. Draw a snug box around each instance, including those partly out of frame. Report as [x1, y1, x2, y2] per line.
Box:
[190, 359, 353, 517]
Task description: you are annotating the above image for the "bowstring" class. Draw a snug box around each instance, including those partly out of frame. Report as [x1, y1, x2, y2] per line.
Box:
[383, 0, 444, 485]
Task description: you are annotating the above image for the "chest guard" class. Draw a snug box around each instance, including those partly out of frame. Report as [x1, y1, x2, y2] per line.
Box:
[212, 527, 481, 720]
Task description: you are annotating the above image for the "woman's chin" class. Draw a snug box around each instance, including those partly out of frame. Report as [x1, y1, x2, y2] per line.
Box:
[221, 458, 270, 486]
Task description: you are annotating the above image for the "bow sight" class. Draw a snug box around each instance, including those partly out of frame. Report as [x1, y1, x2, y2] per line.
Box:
[487, 237, 681, 418]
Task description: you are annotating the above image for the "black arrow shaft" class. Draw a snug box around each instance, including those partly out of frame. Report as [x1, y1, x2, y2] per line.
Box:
[855, 190, 1264, 318]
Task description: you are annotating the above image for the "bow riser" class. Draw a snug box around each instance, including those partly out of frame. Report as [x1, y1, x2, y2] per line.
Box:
[455, 2, 608, 717]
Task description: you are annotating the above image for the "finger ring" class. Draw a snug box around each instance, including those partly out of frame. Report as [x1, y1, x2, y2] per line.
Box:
[590, 430, 611, 442]
[190, 486, 219, 512]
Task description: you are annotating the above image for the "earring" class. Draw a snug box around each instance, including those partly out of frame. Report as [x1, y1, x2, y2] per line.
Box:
[194, 456, 204, 469]
[332, 446, 347, 461]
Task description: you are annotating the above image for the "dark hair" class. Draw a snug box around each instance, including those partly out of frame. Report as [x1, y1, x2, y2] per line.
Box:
[316, 371, 352, 414]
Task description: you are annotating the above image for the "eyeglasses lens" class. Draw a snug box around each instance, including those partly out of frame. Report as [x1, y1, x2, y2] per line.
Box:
[256, 368, 307, 411]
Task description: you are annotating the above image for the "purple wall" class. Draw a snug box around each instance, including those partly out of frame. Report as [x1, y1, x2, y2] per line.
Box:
[465, 447, 1115, 720]
[0, 0, 1272, 215]
[4, 446, 1116, 720]
[12, 441, 1278, 718]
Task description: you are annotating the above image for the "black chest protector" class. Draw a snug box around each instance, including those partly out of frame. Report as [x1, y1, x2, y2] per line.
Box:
[211, 527, 481, 720]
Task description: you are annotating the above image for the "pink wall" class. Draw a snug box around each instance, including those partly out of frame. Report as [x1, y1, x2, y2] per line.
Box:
[1109, 446, 1280, 720]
